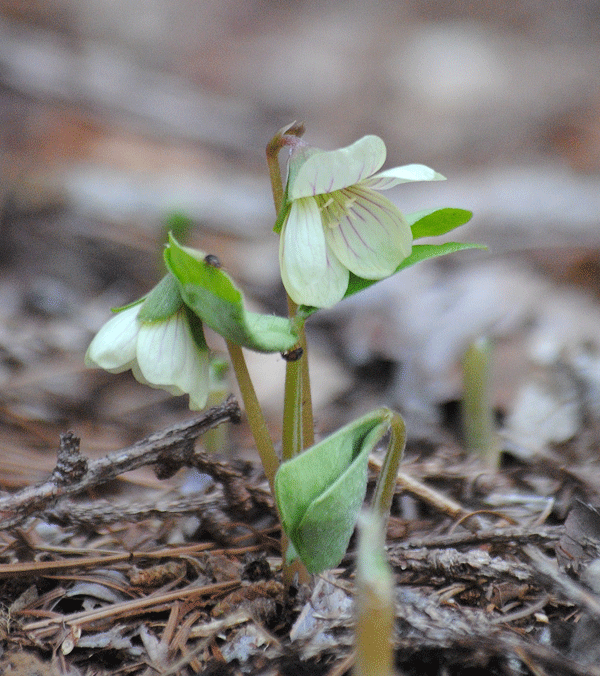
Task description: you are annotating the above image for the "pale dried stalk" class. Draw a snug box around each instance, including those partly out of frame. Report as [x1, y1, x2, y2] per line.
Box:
[22, 579, 240, 640]
[369, 457, 490, 531]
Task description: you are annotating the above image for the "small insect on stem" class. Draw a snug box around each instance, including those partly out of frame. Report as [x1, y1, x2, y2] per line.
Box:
[281, 347, 303, 362]
[204, 254, 221, 268]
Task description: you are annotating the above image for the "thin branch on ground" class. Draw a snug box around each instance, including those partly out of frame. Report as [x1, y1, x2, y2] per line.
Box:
[0, 396, 242, 530]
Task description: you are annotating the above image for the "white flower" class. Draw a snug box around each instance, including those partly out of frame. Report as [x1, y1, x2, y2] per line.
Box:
[85, 303, 210, 410]
[279, 135, 445, 307]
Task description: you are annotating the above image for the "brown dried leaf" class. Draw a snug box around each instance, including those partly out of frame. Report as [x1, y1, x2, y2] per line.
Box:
[128, 561, 187, 587]
[212, 579, 283, 618]
[557, 500, 600, 573]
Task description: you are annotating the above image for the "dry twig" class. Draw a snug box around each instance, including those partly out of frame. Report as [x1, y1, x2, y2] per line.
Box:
[0, 396, 242, 530]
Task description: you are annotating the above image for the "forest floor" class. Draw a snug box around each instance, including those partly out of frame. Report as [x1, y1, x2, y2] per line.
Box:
[2, 2, 600, 674]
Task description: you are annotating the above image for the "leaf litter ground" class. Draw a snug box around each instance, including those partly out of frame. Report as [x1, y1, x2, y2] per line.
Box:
[3, 2, 600, 672]
[1, 177, 600, 675]
[2, 388, 600, 675]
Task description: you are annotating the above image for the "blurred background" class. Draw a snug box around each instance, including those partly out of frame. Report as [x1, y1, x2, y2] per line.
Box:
[1, 0, 600, 485]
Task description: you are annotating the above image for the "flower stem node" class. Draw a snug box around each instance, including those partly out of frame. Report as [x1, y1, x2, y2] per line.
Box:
[85, 275, 210, 410]
[276, 135, 445, 308]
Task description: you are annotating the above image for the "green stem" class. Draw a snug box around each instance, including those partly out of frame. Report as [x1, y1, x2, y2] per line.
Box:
[266, 124, 314, 460]
[281, 346, 304, 461]
[266, 148, 285, 217]
[371, 411, 406, 527]
[267, 124, 312, 585]
[227, 339, 310, 585]
[281, 300, 314, 461]
[298, 316, 314, 451]
[266, 121, 305, 214]
[282, 340, 313, 588]
[226, 340, 279, 494]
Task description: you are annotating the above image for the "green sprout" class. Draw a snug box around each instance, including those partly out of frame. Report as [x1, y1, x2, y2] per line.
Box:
[461, 336, 501, 470]
[354, 510, 396, 676]
[86, 123, 480, 584]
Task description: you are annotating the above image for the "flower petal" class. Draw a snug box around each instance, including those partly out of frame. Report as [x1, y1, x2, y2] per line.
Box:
[325, 186, 412, 279]
[136, 310, 209, 409]
[130, 361, 184, 395]
[280, 198, 349, 307]
[290, 135, 386, 200]
[361, 164, 446, 190]
[85, 304, 141, 372]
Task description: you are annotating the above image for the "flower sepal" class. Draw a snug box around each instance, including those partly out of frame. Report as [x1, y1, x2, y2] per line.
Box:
[137, 273, 185, 322]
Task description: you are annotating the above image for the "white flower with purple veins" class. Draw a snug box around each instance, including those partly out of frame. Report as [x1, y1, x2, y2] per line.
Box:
[85, 277, 210, 410]
[278, 135, 445, 308]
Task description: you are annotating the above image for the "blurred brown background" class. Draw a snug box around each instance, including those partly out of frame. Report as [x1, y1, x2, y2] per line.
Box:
[1, 0, 600, 484]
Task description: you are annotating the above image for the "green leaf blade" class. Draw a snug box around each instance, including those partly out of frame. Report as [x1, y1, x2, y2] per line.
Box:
[275, 409, 392, 573]
[343, 242, 487, 300]
[165, 234, 299, 353]
[407, 207, 473, 239]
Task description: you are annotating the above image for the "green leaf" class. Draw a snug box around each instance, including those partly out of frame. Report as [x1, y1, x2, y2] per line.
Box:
[165, 234, 299, 353]
[299, 241, 486, 316]
[344, 242, 486, 299]
[274, 409, 393, 573]
[407, 207, 472, 239]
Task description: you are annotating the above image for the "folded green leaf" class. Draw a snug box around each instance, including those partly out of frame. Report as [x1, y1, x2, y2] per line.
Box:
[274, 409, 393, 573]
[298, 241, 486, 316]
[165, 234, 299, 353]
[343, 241, 487, 298]
[407, 207, 472, 239]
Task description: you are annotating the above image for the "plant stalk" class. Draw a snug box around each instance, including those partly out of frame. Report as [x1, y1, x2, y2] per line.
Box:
[266, 124, 314, 460]
[226, 340, 279, 494]
[266, 121, 305, 215]
[371, 411, 406, 529]
[267, 124, 312, 585]
[281, 302, 314, 461]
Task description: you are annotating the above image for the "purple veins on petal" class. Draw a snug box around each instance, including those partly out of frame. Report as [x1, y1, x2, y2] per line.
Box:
[325, 188, 411, 279]
[338, 213, 377, 256]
